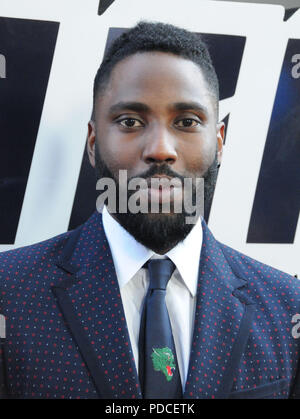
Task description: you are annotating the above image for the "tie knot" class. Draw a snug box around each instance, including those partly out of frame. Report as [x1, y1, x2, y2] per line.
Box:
[147, 259, 175, 290]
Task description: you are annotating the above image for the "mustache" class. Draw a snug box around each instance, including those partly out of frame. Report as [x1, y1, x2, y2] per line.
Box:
[127, 163, 186, 183]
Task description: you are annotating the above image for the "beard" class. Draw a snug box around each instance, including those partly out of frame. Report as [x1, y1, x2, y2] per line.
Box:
[94, 143, 219, 254]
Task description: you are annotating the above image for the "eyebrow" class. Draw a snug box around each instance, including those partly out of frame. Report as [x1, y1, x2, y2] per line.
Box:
[108, 101, 150, 115]
[171, 101, 209, 116]
[108, 100, 209, 116]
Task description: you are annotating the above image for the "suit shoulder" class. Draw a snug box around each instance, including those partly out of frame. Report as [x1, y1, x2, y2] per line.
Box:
[219, 241, 300, 304]
[0, 230, 72, 279]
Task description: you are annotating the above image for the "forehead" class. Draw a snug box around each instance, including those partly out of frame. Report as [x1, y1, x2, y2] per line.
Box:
[95, 52, 215, 116]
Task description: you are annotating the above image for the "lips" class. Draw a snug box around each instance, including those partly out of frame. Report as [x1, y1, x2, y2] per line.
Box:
[133, 174, 183, 205]
[146, 174, 173, 188]
[146, 175, 182, 189]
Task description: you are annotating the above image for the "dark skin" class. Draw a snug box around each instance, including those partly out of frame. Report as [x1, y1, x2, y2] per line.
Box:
[87, 52, 225, 250]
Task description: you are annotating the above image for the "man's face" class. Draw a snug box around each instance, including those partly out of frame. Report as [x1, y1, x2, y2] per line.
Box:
[87, 51, 224, 253]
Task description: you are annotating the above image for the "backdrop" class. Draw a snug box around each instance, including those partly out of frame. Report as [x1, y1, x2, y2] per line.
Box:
[0, 0, 299, 277]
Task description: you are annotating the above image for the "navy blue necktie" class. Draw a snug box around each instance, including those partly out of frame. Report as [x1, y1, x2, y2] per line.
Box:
[138, 259, 182, 399]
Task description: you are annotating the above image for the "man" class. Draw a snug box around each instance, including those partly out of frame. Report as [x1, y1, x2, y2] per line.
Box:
[1, 21, 300, 399]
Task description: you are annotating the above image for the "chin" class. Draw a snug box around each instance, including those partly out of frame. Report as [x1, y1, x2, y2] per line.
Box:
[143, 210, 178, 220]
[114, 210, 195, 254]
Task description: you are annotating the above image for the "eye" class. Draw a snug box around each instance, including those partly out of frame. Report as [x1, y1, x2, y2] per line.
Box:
[175, 118, 200, 128]
[118, 118, 144, 128]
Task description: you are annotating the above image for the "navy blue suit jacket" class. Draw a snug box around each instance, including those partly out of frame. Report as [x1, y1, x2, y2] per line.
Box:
[1, 211, 300, 399]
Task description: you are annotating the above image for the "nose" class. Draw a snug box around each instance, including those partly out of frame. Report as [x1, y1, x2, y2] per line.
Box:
[142, 125, 177, 165]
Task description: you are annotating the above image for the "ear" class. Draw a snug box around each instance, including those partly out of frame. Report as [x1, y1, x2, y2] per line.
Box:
[216, 121, 225, 165]
[87, 120, 96, 168]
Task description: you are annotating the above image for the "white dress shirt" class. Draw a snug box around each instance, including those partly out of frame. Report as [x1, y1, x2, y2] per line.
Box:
[102, 205, 203, 390]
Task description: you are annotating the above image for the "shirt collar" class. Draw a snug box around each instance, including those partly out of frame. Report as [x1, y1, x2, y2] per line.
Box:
[102, 206, 202, 297]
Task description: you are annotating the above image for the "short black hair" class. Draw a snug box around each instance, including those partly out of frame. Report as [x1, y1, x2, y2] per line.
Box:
[92, 21, 219, 119]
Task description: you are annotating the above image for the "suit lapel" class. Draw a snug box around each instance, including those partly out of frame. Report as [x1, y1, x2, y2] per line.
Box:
[51, 211, 141, 399]
[184, 220, 255, 399]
